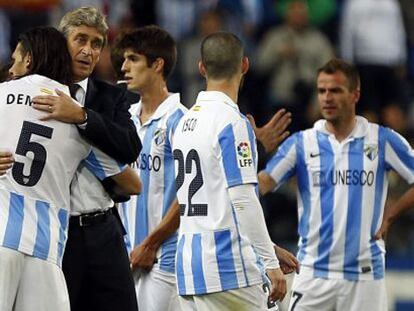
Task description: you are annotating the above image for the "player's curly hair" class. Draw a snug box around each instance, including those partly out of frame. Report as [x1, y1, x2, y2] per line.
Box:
[18, 26, 73, 85]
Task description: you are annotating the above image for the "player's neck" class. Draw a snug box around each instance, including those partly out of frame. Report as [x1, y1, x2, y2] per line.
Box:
[139, 84, 169, 123]
[206, 80, 239, 104]
[326, 116, 357, 142]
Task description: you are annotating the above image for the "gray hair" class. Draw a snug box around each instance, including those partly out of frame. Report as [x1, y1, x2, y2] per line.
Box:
[58, 6, 108, 47]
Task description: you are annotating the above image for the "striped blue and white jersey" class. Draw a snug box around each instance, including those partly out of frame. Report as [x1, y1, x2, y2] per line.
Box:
[172, 91, 265, 296]
[0, 75, 125, 266]
[264, 116, 414, 281]
[119, 93, 186, 274]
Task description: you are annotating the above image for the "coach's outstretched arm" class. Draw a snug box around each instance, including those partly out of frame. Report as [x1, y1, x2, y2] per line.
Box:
[228, 183, 286, 302]
[375, 186, 414, 240]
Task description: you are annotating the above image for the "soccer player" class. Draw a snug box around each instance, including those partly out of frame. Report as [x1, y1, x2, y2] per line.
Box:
[115, 25, 185, 311]
[0, 26, 140, 311]
[172, 31, 286, 311]
[259, 58, 414, 311]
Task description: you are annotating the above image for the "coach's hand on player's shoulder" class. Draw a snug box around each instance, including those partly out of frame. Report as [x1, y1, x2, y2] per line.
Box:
[130, 242, 157, 271]
[274, 245, 300, 274]
[267, 267, 287, 302]
[0, 151, 14, 175]
[32, 89, 87, 124]
[247, 109, 291, 154]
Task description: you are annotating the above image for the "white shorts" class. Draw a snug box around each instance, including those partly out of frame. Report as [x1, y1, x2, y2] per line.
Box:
[288, 268, 387, 311]
[179, 284, 276, 311]
[135, 268, 180, 311]
[0, 246, 70, 311]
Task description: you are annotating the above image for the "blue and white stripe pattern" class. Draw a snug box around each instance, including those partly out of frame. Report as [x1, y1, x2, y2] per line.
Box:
[264, 116, 414, 280]
[173, 91, 264, 295]
[0, 75, 128, 266]
[120, 94, 186, 274]
[0, 189, 69, 266]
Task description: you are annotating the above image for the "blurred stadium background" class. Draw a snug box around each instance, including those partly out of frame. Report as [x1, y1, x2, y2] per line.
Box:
[0, 0, 413, 310]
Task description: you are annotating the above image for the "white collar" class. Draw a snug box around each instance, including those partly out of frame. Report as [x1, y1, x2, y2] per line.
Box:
[195, 91, 239, 111]
[24, 74, 69, 94]
[76, 78, 88, 94]
[313, 116, 369, 139]
[130, 93, 181, 126]
[25, 74, 65, 88]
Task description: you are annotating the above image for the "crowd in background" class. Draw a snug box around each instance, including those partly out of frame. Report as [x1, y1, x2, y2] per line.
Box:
[1, 0, 413, 261]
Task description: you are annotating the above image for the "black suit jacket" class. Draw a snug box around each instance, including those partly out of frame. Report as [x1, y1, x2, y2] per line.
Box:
[77, 78, 141, 164]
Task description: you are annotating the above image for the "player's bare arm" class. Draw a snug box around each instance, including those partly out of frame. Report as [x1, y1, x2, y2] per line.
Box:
[0, 151, 14, 175]
[110, 166, 141, 195]
[247, 109, 291, 154]
[32, 89, 87, 124]
[130, 199, 180, 271]
[375, 186, 414, 240]
[274, 244, 300, 274]
[258, 171, 277, 195]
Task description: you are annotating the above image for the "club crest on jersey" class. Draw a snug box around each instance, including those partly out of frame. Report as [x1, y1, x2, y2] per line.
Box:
[364, 144, 378, 161]
[154, 128, 166, 146]
[237, 142, 253, 167]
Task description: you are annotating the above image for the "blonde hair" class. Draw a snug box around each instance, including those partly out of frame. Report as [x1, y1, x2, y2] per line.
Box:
[59, 6, 108, 47]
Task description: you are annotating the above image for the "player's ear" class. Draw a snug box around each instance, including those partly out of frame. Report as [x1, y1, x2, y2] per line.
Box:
[25, 53, 32, 70]
[241, 56, 249, 75]
[199, 61, 206, 77]
[353, 88, 361, 104]
[153, 57, 165, 75]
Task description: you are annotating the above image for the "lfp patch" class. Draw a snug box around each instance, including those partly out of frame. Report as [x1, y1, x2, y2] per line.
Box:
[237, 142, 253, 167]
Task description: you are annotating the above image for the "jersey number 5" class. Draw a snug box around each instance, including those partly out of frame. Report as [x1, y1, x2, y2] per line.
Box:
[12, 121, 53, 187]
[174, 149, 208, 216]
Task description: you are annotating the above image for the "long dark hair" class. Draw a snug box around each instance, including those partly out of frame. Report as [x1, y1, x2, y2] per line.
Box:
[19, 26, 73, 85]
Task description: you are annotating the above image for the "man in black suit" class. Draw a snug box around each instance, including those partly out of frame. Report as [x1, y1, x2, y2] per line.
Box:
[31, 7, 140, 311]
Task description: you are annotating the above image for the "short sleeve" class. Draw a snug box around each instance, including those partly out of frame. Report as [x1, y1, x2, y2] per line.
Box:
[83, 147, 126, 181]
[384, 127, 414, 184]
[218, 118, 258, 188]
[264, 133, 298, 187]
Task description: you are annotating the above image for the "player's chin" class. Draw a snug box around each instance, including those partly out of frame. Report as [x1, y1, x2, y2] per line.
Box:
[321, 111, 338, 121]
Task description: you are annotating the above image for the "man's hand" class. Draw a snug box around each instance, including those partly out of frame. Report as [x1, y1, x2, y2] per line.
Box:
[274, 245, 300, 274]
[247, 109, 291, 154]
[0, 151, 14, 175]
[33, 89, 86, 123]
[374, 219, 390, 241]
[129, 242, 157, 271]
[266, 268, 287, 302]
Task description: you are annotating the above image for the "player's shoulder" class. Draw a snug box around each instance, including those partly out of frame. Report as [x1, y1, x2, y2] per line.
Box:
[167, 94, 188, 115]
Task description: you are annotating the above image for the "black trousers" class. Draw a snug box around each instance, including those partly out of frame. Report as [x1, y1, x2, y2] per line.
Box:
[62, 212, 138, 311]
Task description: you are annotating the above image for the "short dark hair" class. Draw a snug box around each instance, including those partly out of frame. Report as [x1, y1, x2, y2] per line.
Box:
[18, 26, 73, 85]
[201, 31, 244, 80]
[111, 33, 127, 80]
[317, 58, 360, 91]
[116, 25, 177, 80]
